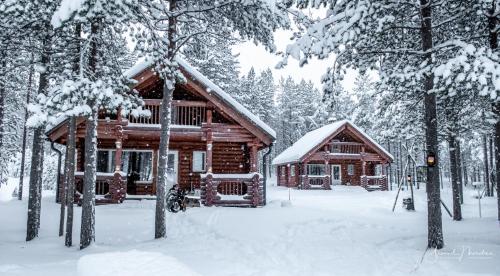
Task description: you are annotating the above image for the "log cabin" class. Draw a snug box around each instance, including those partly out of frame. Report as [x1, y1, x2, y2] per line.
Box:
[272, 120, 393, 191]
[46, 57, 275, 207]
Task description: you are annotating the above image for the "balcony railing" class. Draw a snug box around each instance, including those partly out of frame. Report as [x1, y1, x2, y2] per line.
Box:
[127, 99, 207, 126]
[301, 175, 330, 189]
[330, 142, 363, 154]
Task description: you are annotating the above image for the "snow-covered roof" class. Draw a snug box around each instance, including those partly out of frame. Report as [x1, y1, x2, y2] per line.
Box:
[124, 57, 276, 140]
[272, 120, 393, 165]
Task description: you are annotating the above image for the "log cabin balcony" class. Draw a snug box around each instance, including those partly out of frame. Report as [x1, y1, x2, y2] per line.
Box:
[97, 99, 208, 128]
[126, 99, 207, 127]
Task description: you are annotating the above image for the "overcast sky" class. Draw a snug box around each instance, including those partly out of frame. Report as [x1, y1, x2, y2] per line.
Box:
[232, 26, 359, 94]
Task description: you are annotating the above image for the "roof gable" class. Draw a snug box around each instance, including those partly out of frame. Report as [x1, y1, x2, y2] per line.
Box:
[124, 57, 276, 144]
[272, 120, 393, 165]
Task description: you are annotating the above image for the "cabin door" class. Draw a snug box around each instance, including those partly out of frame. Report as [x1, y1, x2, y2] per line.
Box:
[331, 165, 342, 185]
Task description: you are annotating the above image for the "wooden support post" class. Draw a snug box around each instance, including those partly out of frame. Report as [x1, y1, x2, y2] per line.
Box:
[252, 173, 261, 207]
[205, 174, 213, 206]
[111, 128, 126, 202]
[324, 160, 331, 189]
[206, 108, 213, 173]
[114, 140, 122, 172]
[249, 143, 258, 173]
[303, 162, 309, 189]
[152, 149, 158, 195]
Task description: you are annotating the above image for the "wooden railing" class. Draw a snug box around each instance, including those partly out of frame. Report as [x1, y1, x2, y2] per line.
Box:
[127, 99, 207, 126]
[360, 175, 388, 191]
[330, 142, 363, 154]
[75, 173, 114, 196]
[201, 173, 262, 207]
[217, 181, 248, 196]
[301, 175, 330, 189]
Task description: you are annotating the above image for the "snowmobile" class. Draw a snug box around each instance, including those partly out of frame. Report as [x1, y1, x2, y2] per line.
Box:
[166, 185, 187, 213]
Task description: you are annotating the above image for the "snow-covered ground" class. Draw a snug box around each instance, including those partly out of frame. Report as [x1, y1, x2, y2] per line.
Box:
[0, 179, 499, 276]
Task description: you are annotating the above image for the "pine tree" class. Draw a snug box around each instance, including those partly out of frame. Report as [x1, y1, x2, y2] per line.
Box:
[182, 36, 240, 96]
[134, 0, 289, 239]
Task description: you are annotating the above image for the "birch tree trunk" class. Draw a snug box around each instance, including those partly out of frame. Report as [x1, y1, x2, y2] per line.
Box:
[155, 0, 177, 239]
[26, 31, 51, 241]
[448, 135, 462, 220]
[420, 0, 443, 249]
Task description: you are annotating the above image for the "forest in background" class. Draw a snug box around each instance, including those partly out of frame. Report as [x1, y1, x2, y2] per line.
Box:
[1, 0, 499, 251]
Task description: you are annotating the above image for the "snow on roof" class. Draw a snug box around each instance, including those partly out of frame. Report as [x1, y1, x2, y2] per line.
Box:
[124, 57, 276, 140]
[272, 120, 393, 165]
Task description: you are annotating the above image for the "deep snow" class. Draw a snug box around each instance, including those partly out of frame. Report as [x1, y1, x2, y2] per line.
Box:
[0, 179, 499, 276]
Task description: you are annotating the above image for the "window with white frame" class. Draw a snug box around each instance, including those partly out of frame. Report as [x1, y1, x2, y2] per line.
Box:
[347, 164, 355, 176]
[192, 151, 206, 172]
[280, 166, 286, 176]
[290, 165, 296, 176]
[307, 164, 325, 176]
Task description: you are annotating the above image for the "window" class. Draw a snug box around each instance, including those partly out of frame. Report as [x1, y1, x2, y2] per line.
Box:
[347, 164, 355, 176]
[290, 165, 296, 177]
[375, 164, 383, 176]
[280, 166, 286, 176]
[193, 151, 206, 172]
[97, 150, 114, 173]
[124, 151, 153, 181]
[307, 164, 325, 176]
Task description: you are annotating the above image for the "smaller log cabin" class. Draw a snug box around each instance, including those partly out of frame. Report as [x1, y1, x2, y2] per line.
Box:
[46, 57, 275, 207]
[272, 120, 393, 191]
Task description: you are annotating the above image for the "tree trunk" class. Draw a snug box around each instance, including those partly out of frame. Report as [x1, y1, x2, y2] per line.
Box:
[483, 134, 491, 197]
[487, 0, 500, 220]
[66, 23, 81, 247]
[155, 0, 177, 239]
[65, 118, 76, 246]
[0, 50, 7, 186]
[387, 141, 393, 190]
[448, 135, 462, 221]
[80, 21, 99, 250]
[26, 32, 51, 241]
[80, 109, 97, 249]
[420, 0, 443, 249]
[18, 53, 34, 200]
[489, 137, 495, 195]
[462, 148, 468, 187]
[456, 139, 464, 204]
[58, 142, 66, 237]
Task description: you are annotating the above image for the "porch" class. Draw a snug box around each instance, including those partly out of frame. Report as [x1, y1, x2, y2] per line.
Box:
[68, 171, 264, 207]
